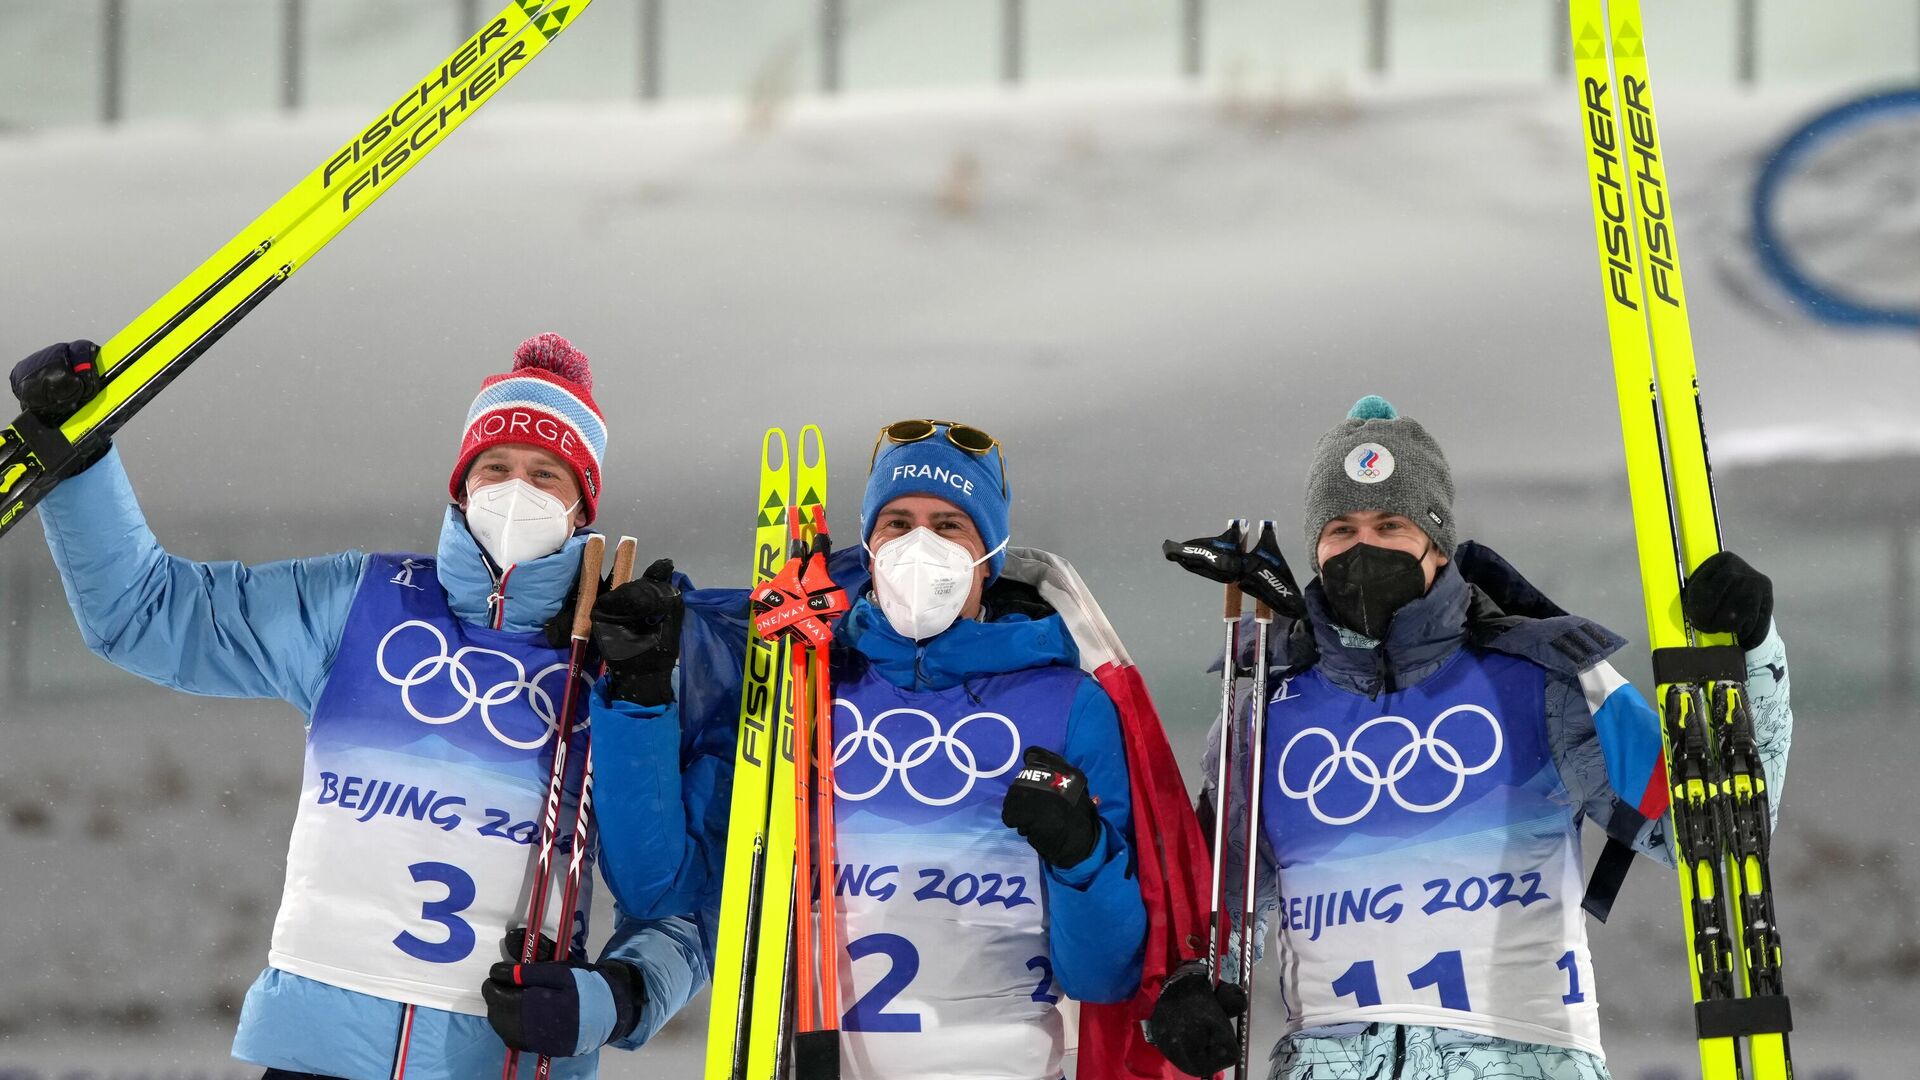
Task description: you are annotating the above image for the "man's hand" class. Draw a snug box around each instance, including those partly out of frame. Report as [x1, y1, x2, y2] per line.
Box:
[1000, 747, 1101, 868]
[591, 558, 684, 705]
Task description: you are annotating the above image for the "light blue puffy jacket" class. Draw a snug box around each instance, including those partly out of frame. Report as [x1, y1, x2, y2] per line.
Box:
[36, 448, 705, 1080]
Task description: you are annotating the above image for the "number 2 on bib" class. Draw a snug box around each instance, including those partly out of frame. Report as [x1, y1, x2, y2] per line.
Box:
[843, 933, 923, 1032]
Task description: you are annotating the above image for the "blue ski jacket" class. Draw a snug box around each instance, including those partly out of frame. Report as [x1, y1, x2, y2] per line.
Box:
[591, 584, 1149, 1006]
[35, 448, 703, 1080]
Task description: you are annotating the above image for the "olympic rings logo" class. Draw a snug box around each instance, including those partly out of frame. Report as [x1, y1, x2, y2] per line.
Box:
[375, 620, 575, 751]
[1276, 705, 1503, 826]
[831, 700, 1022, 807]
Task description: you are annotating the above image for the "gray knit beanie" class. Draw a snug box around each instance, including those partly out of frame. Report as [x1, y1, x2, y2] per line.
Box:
[1304, 395, 1455, 569]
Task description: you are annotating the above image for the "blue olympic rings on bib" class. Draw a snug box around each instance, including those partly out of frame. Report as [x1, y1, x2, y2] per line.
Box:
[375, 620, 574, 751]
[832, 700, 1022, 807]
[1277, 705, 1503, 826]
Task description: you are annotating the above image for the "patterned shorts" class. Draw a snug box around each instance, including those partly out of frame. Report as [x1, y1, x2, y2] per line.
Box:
[1268, 1024, 1612, 1080]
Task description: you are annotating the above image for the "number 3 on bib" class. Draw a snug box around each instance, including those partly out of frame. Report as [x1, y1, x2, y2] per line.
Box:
[393, 860, 478, 964]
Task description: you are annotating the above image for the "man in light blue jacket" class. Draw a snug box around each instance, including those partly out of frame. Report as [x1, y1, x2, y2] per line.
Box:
[12, 335, 704, 1080]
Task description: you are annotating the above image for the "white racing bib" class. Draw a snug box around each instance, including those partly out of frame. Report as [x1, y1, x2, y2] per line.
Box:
[1261, 650, 1604, 1056]
[825, 662, 1082, 1080]
[269, 554, 589, 1016]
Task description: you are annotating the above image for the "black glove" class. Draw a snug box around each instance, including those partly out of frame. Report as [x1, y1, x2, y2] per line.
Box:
[591, 558, 683, 705]
[483, 948, 647, 1057]
[1683, 551, 1774, 651]
[1000, 747, 1100, 868]
[1145, 960, 1247, 1078]
[11, 340, 111, 472]
[12, 340, 103, 424]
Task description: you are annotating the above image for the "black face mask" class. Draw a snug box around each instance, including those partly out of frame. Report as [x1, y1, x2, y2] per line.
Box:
[1320, 542, 1431, 639]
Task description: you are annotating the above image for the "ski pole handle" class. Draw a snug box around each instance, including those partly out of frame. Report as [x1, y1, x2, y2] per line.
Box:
[1223, 583, 1243, 620]
[608, 535, 638, 591]
[571, 535, 607, 642]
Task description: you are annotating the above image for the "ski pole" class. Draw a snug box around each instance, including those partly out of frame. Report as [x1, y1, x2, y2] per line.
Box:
[790, 515, 819, 1046]
[797, 507, 845, 1080]
[1161, 519, 1249, 983]
[500, 533, 607, 1080]
[1213, 521, 1247, 985]
[533, 536, 638, 1080]
[1234, 521, 1280, 1080]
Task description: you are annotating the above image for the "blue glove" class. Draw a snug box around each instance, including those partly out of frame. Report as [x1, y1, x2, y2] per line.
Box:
[482, 938, 646, 1057]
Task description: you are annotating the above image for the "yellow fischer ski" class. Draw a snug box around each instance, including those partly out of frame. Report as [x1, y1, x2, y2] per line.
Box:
[746, 425, 827, 1079]
[1569, 2, 1791, 1077]
[0, 0, 591, 542]
[709, 428, 796, 1079]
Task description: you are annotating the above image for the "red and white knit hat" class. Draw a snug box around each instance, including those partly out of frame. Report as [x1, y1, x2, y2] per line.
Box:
[448, 333, 608, 523]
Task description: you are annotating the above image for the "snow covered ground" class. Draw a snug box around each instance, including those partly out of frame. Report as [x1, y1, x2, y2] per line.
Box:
[1, 73, 1917, 1077]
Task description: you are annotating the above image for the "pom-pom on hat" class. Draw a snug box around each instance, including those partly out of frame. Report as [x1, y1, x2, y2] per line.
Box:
[448, 333, 608, 523]
[1303, 394, 1455, 570]
[862, 423, 1011, 583]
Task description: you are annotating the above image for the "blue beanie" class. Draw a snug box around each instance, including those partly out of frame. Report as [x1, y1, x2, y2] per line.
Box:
[861, 426, 1011, 582]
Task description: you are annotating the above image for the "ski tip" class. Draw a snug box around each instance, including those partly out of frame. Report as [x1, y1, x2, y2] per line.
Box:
[1347, 394, 1398, 421]
[799, 424, 826, 469]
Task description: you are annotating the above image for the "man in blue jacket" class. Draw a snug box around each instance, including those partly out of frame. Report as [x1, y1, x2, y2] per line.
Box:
[1145, 396, 1793, 1080]
[587, 420, 1149, 1080]
[11, 336, 704, 1080]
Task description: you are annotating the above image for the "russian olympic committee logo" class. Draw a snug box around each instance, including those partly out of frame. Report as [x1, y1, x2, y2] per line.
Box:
[375, 620, 575, 750]
[1345, 442, 1395, 484]
[1277, 705, 1503, 826]
[832, 700, 1022, 808]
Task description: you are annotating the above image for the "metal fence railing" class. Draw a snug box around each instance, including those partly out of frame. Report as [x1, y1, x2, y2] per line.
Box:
[1, 0, 1916, 130]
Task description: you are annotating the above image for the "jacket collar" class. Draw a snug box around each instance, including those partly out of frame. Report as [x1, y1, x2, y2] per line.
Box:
[435, 507, 585, 634]
[1305, 560, 1471, 695]
[840, 596, 1078, 692]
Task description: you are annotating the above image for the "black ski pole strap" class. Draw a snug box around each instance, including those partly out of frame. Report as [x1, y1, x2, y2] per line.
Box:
[1695, 995, 1793, 1039]
[1581, 837, 1636, 922]
[9, 411, 85, 478]
[1652, 645, 1746, 685]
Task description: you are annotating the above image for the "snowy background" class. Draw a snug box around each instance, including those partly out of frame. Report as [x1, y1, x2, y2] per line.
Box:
[2, 1, 1919, 1078]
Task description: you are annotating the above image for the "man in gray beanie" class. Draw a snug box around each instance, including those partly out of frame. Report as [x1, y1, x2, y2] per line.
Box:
[1300, 393, 1458, 640]
[1147, 395, 1796, 1080]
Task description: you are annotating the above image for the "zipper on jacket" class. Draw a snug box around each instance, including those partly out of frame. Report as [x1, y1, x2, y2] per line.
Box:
[489, 564, 516, 630]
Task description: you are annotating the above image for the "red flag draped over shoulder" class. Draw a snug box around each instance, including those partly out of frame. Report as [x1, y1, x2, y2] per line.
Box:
[1003, 549, 1215, 1080]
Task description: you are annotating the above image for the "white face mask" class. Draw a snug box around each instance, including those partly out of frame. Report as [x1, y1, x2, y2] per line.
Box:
[464, 478, 579, 570]
[867, 526, 1007, 641]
